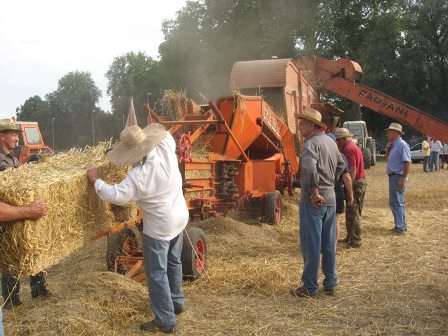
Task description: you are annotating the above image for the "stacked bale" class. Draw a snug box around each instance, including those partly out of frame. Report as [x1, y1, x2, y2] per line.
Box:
[0, 143, 138, 276]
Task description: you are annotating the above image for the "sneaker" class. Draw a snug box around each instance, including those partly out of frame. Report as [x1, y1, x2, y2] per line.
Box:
[347, 241, 362, 248]
[3, 297, 23, 310]
[140, 320, 177, 334]
[324, 287, 336, 296]
[338, 237, 350, 244]
[174, 303, 185, 315]
[290, 287, 316, 298]
[391, 229, 406, 235]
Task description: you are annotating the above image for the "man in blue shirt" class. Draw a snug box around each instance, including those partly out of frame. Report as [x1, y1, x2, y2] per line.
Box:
[385, 122, 411, 234]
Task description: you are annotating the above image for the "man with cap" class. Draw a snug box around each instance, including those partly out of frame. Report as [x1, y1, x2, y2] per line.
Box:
[87, 123, 188, 334]
[0, 118, 50, 309]
[334, 127, 366, 248]
[385, 122, 411, 234]
[290, 107, 345, 298]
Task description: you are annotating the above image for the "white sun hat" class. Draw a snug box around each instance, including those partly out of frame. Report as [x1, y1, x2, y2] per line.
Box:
[106, 123, 167, 166]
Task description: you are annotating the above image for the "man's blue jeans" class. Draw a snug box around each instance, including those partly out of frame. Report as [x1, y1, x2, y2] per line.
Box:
[429, 151, 439, 171]
[389, 175, 407, 232]
[299, 202, 337, 294]
[0, 308, 4, 336]
[143, 232, 184, 327]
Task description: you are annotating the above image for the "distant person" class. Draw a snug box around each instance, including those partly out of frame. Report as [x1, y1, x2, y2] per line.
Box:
[290, 108, 345, 298]
[335, 127, 366, 248]
[429, 138, 442, 172]
[440, 143, 448, 170]
[421, 137, 430, 172]
[87, 123, 188, 334]
[0, 118, 50, 309]
[385, 123, 411, 235]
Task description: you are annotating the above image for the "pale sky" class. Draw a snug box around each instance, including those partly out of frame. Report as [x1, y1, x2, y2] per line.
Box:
[0, 0, 187, 120]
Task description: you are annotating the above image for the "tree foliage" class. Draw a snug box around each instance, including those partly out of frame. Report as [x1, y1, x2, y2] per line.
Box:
[156, 0, 447, 138]
[106, 52, 161, 128]
[14, 0, 448, 149]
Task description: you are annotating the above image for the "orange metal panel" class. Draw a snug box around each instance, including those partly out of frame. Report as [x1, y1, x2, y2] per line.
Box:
[252, 160, 276, 194]
[217, 98, 262, 159]
[323, 78, 448, 144]
[235, 160, 276, 195]
[185, 161, 214, 170]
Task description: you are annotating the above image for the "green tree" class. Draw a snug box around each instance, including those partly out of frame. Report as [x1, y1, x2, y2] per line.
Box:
[46, 71, 102, 149]
[152, 0, 447, 136]
[159, 0, 302, 102]
[106, 52, 161, 128]
[397, 0, 448, 122]
[16, 96, 53, 145]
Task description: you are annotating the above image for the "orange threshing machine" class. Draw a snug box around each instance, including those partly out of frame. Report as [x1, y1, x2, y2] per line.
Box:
[93, 93, 300, 281]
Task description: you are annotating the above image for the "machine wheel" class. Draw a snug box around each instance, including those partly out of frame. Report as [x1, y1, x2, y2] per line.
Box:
[106, 228, 138, 274]
[265, 191, 282, 225]
[367, 138, 377, 166]
[181, 227, 207, 280]
[362, 147, 372, 169]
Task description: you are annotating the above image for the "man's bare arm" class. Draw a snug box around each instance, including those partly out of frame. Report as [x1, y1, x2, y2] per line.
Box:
[342, 172, 354, 205]
[0, 201, 47, 222]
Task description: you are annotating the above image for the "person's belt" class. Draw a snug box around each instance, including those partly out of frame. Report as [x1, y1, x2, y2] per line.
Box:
[388, 173, 401, 177]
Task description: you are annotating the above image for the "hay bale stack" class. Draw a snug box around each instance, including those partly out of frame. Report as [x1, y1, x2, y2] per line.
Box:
[0, 143, 138, 276]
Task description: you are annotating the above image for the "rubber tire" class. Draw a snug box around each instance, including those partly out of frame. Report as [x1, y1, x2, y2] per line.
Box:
[367, 138, 377, 166]
[181, 227, 207, 280]
[106, 228, 138, 274]
[362, 147, 372, 169]
[265, 191, 282, 225]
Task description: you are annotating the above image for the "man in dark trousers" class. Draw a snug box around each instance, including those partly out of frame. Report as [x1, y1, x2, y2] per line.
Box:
[335, 127, 367, 248]
[0, 118, 50, 309]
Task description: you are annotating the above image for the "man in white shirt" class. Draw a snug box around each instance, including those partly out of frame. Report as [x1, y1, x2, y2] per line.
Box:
[441, 143, 448, 170]
[87, 123, 188, 334]
[429, 138, 443, 172]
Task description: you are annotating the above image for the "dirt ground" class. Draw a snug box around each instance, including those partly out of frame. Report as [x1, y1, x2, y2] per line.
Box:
[4, 161, 448, 335]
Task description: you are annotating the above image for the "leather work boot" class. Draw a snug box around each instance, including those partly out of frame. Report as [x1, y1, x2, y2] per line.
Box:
[324, 287, 336, 296]
[3, 296, 23, 310]
[140, 320, 177, 334]
[290, 287, 317, 298]
[31, 284, 51, 298]
[347, 240, 362, 248]
[174, 303, 185, 315]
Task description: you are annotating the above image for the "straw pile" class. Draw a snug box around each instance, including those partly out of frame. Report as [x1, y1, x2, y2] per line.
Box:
[0, 143, 138, 276]
[162, 90, 200, 120]
[3, 161, 448, 335]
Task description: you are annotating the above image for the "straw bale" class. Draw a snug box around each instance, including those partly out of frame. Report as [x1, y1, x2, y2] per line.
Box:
[0, 143, 138, 275]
